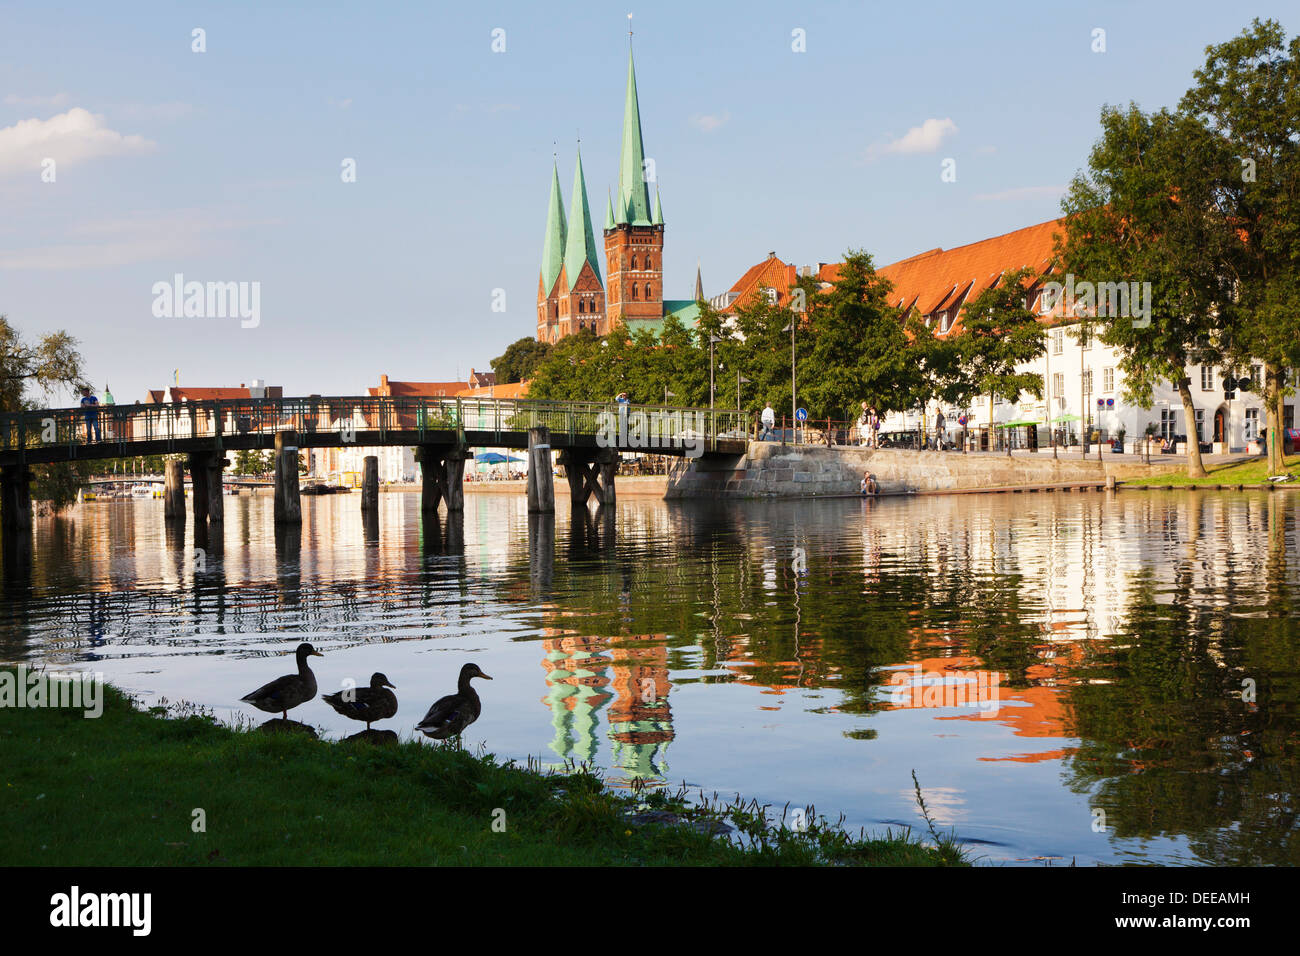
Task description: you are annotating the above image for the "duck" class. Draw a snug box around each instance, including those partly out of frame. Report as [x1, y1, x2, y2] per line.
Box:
[415, 663, 492, 740]
[240, 642, 323, 720]
[321, 672, 398, 730]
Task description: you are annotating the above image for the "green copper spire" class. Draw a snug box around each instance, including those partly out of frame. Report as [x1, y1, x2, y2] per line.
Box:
[652, 186, 663, 225]
[617, 47, 653, 227]
[564, 149, 602, 287]
[540, 160, 567, 294]
[604, 189, 615, 230]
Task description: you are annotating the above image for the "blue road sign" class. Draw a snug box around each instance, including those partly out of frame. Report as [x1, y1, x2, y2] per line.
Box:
[795, 407, 808, 422]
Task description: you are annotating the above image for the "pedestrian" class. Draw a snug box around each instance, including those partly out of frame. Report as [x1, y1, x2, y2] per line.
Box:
[860, 471, 877, 496]
[935, 410, 946, 450]
[858, 402, 872, 447]
[615, 391, 630, 440]
[79, 385, 101, 442]
[760, 402, 776, 441]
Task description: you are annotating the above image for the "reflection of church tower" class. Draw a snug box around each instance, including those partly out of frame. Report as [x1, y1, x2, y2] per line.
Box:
[539, 630, 675, 781]
[603, 46, 664, 328]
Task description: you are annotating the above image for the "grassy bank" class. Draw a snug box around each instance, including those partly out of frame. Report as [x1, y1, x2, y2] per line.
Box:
[0, 675, 965, 866]
[1123, 453, 1300, 488]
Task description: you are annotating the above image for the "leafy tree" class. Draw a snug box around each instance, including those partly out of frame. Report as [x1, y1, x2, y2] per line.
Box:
[1059, 103, 1233, 476]
[0, 314, 84, 413]
[950, 267, 1047, 450]
[802, 251, 920, 420]
[491, 337, 552, 384]
[1179, 18, 1300, 474]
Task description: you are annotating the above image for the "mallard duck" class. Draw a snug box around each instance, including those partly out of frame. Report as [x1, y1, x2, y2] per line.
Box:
[322, 672, 397, 730]
[415, 663, 492, 739]
[240, 642, 323, 720]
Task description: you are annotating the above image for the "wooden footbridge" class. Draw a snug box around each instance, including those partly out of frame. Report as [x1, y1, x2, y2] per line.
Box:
[0, 395, 745, 532]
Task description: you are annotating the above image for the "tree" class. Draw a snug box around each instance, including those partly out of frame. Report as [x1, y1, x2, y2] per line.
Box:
[951, 268, 1047, 452]
[803, 251, 921, 420]
[491, 337, 552, 384]
[1179, 18, 1300, 474]
[1, 314, 87, 511]
[1058, 105, 1230, 477]
[0, 314, 84, 413]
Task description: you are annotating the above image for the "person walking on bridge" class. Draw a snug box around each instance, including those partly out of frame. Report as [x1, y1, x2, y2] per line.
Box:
[760, 402, 775, 441]
[79, 385, 101, 443]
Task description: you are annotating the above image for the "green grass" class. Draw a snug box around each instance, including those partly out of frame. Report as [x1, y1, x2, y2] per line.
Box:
[0, 675, 965, 867]
[1126, 453, 1300, 487]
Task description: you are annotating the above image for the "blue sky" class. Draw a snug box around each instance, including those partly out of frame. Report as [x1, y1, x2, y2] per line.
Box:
[1, 1, 1294, 404]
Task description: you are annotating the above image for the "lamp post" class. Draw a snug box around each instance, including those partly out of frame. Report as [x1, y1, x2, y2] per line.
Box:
[737, 372, 750, 415]
[708, 333, 722, 411]
[664, 387, 674, 406]
[782, 320, 797, 440]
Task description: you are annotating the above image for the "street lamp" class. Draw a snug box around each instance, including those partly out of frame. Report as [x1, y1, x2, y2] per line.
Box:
[782, 320, 797, 439]
[737, 372, 750, 415]
[708, 333, 723, 411]
[664, 388, 675, 406]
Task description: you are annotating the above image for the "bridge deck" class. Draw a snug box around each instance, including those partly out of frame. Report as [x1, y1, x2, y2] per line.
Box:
[0, 396, 747, 466]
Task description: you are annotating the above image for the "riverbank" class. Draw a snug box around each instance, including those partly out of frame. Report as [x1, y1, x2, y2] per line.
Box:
[0, 674, 965, 867]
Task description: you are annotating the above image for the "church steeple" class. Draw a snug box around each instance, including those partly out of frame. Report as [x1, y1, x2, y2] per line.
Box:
[694, 261, 703, 301]
[540, 159, 568, 295]
[616, 47, 653, 227]
[564, 148, 602, 286]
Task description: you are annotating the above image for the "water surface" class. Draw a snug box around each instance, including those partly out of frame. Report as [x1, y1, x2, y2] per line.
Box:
[4, 488, 1298, 866]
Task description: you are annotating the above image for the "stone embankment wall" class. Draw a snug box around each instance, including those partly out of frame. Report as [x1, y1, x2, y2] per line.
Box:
[665, 442, 1157, 499]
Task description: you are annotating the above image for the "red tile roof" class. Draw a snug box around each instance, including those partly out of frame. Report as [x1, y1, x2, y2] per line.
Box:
[721, 218, 1065, 336]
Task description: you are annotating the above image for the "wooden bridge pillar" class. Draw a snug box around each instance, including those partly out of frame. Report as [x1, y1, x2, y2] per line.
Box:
[0, 465, 33, 536]
[187, 452, 210, 525]
[205, 454, 227, 523]
[558, 448, 617, 508]
[361, 456, 379, 513]
[274, 431, 301, 525]
[164, 459, 185, 521]
[526, 427, 554, 513]
[444, 450, 467, 512]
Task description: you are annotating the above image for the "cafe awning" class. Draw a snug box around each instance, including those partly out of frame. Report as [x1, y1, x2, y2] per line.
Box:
[995, 419, 1042, 428]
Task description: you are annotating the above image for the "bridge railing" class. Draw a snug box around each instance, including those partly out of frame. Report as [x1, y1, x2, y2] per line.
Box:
[0, 396, 745, 459]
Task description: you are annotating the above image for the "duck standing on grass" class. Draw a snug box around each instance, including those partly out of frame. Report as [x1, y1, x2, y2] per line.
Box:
[322, 672, 398, 730]
[415, 663, 492, 740]
[239, 642, 323, 720]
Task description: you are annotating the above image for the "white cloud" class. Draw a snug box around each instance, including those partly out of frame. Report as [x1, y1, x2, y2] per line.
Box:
[973, 185, 1065, 202]
[690, 112, 730, 133]
[4, 92, 70, 108]
[0, 107, 155, 176]
[112, 102, 194, 122]
[867, 117, 957, 158]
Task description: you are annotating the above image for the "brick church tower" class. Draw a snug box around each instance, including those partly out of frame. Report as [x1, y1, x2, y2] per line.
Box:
[603, 47, 663, 327]
[537, 44, 664, 343]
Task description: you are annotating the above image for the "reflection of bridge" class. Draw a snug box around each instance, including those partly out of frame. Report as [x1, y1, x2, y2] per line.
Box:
[0, 396, 744, 533]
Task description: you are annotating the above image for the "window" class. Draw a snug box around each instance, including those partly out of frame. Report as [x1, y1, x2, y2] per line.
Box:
[1245, 408, 1260, 440]
[631, 255, 638, 270]
[578, 299, 585, 313]
[1195, 408, 1205, 441]
[1053, 372, 1064, 400]
[1052, 329, 1064, 355]
[1201, 365, 1213, 390]
[1083, 369, 1093, 395]
[1161, 408, 1178, 440]
[631, 284, 639, 300]
[1287, 404, 1294, 430]
[1080, 327, 1091, 350]
[645, 283, 653, 299]
[1252, 364, 1263, 389]
[1103, 367, 1115, 392]
[940, 310, 953, 333]
[1225, 372, 1236, 401]
[645, 256, 653, 270]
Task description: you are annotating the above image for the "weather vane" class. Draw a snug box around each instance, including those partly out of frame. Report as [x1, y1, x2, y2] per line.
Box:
[628, 12, 633, 38]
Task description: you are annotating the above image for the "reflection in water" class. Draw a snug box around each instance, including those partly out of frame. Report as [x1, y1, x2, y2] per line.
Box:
[3, 489, 1300, 864]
